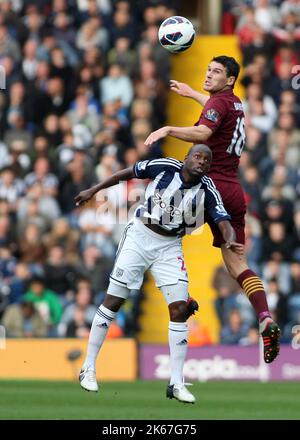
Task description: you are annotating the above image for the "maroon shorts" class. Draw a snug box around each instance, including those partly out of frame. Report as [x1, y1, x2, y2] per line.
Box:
[205, 179, 246, 248]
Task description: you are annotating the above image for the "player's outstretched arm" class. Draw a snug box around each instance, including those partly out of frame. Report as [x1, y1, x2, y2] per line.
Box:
[217, 220, 244, 255]
[144, 124, 212, 146]
[74, 167, 135, 207]
[170, 80, 210, 106]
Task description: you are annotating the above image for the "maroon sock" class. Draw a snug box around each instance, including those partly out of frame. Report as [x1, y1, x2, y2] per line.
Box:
[237, 269, 271, 322]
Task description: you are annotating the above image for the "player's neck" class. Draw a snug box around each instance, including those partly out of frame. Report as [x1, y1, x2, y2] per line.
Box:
[181, 167, 202, 185]
[210, 85, 232, 96]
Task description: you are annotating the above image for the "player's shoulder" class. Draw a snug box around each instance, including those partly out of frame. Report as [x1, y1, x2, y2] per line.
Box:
[200, 175, 223, 201]
[148, 157, 183, 170]
[208, 92, 244, 116]
[200, 174, 217, 188]
[205, 92, 230, 113]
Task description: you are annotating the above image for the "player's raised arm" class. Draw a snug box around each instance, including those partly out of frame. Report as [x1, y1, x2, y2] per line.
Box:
[170, 80, 210, 106]
[144, 124, 213, 146]
[74, 166, 135, 207]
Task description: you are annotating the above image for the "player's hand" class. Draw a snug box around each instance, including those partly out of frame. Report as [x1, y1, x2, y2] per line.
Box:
[225, 241, 244, 256]
[144, 126, 170, 146]
[74, 188, 95, 207]
[170, 80, 194, 98]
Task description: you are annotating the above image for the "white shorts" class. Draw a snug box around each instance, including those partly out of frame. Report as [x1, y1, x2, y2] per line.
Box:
[109, 217, 189, 292]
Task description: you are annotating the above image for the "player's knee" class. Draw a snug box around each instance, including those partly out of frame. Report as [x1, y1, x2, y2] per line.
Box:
[102, 294, 125, 312]
[221, 246, 248, 280]
[168, 301, 188, 322]
[105, 282, 130, 311]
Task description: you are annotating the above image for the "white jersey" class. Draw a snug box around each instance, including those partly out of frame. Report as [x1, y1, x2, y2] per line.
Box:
[133, 157, 231, 235]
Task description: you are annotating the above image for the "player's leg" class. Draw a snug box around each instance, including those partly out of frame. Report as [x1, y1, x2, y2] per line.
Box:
[151, 238, 196, 403]
[205, 177, 281, 363]
[80, 220, 147, 391]
[79, 286, 129, 392]
[150, 239, 196, 403]
[160, 285, 195, 403]
[221, 245, 281, 363]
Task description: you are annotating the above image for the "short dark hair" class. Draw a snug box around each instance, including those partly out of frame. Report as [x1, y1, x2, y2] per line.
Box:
[212, 55, 240, 86]
[30, 275, 45, 286]
[187, 144, 212, 159]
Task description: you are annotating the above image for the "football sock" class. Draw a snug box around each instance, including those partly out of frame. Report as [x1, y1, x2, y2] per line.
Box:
[237, 269, 271, 322]
[168, 321, 189, 385]
[83, 305, 115, 370]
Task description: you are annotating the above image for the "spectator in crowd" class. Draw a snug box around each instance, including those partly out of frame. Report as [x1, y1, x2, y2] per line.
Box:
[187, 317, 213, 347]
[58, 279, 97, 337]
[7, 262, 32, 304]
[100, 63, 134, 108]
[265, 278, 288, 330]
[262, 221, 295, 262]
[43, 245, 78, 302]
[2, 300, 48, 337]
[43, 217, 79, 264]
[77, 245, 113, 304]
[0, 167, 25, 212]
[1, 0, 300, 344]
[23, 275, 63, 335]
[220, 309, 250, 345]
[213, 265, 242, 326]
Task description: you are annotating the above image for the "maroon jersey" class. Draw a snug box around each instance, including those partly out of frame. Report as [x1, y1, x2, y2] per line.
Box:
[195, 88, 245, 183]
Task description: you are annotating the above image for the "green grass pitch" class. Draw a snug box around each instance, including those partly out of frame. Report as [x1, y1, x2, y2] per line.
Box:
[0, 380, 299, 420]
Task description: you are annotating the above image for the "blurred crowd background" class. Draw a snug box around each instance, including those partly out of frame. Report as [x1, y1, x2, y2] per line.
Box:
[0, 0, 178, 338]
[0, 0, 299, 346]
[216, 0, 300, 345]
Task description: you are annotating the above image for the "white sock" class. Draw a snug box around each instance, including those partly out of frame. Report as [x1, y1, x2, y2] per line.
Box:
[168, 321, 188, 385]
[83, 305, 116, 371]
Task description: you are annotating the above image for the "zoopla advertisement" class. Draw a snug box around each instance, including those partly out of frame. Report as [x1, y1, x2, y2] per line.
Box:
[139, 345, 300, 382]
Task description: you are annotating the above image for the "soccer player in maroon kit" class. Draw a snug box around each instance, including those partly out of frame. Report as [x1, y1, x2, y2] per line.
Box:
[144, 55, 280, 363]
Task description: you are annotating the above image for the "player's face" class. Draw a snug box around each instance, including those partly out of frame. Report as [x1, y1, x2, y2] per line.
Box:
[204, 61, 234, 93]
[185, 150, 211, 177]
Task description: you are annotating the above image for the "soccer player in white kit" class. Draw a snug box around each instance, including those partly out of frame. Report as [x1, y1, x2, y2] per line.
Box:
[74, 144, 243, 403]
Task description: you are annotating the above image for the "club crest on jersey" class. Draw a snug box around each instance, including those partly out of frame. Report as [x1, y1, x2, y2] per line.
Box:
[204, 108, 219, 122]
[115, 267, 124, 278]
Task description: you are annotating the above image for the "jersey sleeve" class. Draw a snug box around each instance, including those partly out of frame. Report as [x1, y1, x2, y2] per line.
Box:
[201, 176, 231, 223]
[133, 158, 182, 179]
[196, 96, 228, 132]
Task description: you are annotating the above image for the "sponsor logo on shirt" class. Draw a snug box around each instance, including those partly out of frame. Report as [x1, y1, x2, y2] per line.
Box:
[152, 192, 182, 217]
[204, 108, 220, 122]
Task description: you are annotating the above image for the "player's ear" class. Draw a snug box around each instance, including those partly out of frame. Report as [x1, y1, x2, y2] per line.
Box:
[227, 76, 235, 87]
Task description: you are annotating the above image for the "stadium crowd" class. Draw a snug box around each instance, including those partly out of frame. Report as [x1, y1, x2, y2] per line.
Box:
[0, 0, 178, 338]
[214, 0, 300, 344]
[0, 0, 299, 345]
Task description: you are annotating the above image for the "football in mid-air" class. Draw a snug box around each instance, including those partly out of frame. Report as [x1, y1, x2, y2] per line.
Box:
[158, 16, 195, 53]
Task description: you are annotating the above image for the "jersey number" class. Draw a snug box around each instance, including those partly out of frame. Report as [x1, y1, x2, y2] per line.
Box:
[226, 117, 245, 157]
[177, 256, 186, 271]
